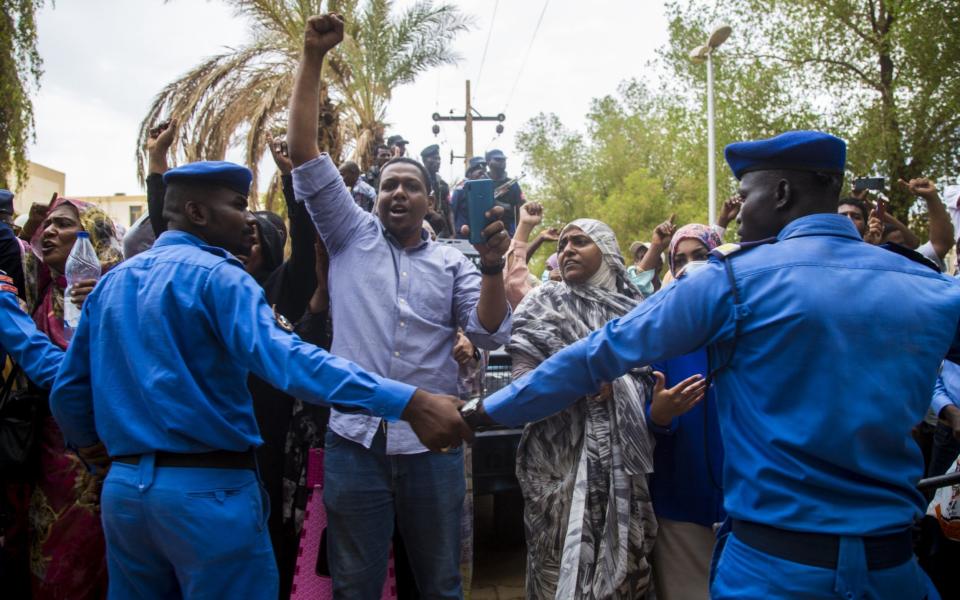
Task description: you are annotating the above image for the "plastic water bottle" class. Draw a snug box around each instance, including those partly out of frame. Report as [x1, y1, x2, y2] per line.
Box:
[63, 231, 101, 329]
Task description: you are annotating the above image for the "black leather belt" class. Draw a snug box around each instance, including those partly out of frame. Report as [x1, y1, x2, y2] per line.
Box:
[113, 450, 256, 471]
[731, 519, 913, 571]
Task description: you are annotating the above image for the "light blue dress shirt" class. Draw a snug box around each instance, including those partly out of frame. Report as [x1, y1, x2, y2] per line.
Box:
[49, 230, 416, 455]
[931, 360, 960, 417]
[294, 155, 511, 454]
[485, 213, 960, 536]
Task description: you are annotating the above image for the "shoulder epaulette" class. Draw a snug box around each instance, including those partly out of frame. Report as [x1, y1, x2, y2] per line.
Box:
[709, 237, 777, 261]
[880, 242, 941, 273]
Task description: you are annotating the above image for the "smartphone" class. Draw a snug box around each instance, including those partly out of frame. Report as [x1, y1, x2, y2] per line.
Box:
[465, 178, 494, 245]
[279, 140, 289, 158]
[854, 177, 885, 192]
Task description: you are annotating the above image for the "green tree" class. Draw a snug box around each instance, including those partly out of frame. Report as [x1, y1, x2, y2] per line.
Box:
[0, 0, 46, 190]
[518, 0, 960, 239]
[516, 81, 711, 255]
[664, 0, 960, 218]
[137, 0, 470, 209]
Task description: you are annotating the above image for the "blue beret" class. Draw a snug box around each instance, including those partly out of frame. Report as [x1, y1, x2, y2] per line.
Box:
[420, 144, 440, 158]
[162, 161, 252, 196]
[485, 149, 506, 161]
[724, 131, 846, 180]
[0, 189, 13, 214]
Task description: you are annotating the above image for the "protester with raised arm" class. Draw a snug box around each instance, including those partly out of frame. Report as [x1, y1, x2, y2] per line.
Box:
[286, 13, 511, 598]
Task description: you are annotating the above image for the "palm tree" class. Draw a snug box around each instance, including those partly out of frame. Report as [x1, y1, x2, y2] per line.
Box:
[136, 0, 471, 209]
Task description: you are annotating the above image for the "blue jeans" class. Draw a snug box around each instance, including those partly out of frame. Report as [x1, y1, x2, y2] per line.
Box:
[100, 457, 278, 599]
[323, 429, 465, 599]
[711, 532, 940, 599]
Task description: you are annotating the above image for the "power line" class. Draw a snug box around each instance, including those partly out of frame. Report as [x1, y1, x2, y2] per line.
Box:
[473, 0, 500, 100]
[502, 0, 552, 113]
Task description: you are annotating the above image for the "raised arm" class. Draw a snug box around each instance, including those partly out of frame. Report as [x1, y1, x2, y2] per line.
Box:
[265, 137, 317, 319]
[146, 119, 177, 237]
[900, 178, 955, 259]
[638, 214, 676, 273]
[287, 14, 372, 255]
[287, 15, 343, 167]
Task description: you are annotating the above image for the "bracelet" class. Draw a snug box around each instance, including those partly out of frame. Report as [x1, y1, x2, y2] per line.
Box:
[479, 259, 505, 275]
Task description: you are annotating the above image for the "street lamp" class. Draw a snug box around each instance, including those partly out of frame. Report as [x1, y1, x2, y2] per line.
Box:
[689, 24, 732, 226]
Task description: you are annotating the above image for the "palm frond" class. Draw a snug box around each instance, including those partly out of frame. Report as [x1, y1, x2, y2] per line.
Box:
[142, 0, 472, 199]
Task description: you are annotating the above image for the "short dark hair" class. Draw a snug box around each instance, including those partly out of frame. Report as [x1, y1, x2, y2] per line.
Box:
[379, 157, 431, 191]
[838, 196, 869, 222]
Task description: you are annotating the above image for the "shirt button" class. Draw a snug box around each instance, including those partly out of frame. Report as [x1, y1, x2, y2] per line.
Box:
[400, 321, 406, 327]
[399, 298, 405, 304]
[394, 351, 400, 357]
[402, 271, 408, 277]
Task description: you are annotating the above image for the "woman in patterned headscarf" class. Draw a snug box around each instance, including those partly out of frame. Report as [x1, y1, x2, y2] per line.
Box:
[12, 197, 122, 598]
[667, 223, 722, 278]
[508, 218, 657, 599]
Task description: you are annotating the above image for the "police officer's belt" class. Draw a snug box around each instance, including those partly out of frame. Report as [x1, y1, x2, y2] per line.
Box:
[113, 450, 256, 471]
[731, 519, 913, 570]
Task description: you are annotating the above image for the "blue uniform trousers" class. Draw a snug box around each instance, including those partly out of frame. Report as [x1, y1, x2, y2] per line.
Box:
[711, 531, 940, 600]
[323, 429, 465, 600]
[100, 458, 278, 599]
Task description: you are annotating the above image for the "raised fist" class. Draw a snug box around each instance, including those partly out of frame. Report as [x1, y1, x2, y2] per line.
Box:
[305, 13, 345, 55]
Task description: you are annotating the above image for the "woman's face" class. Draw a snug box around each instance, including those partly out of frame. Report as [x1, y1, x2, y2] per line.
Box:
[672, 238, 710, 276]
[558, 226, 603, 285]
[40, 204, 82, 274]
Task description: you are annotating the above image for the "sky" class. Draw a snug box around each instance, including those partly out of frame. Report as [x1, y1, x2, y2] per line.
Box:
[28, 0, 671, 196]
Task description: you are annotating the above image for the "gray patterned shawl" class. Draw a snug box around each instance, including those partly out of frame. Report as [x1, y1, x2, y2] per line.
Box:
[510, 219, 657, 599]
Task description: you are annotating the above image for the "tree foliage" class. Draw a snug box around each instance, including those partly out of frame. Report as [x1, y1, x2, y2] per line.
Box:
[518, 0, 960, 246]
[137, 0, 470, 209]
[0, 0, 45, 190]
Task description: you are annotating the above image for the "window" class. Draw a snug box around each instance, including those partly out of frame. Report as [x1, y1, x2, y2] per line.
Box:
[129, 205, 144, 225]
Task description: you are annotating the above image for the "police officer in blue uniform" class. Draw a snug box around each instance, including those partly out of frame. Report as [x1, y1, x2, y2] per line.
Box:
[461, 131, 958, 599]
[48, 161, 472, 599]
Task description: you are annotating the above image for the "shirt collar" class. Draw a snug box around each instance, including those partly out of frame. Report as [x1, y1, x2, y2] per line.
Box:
[153, 230, 245, 266]
[777, 213, 862, 242]
[380, 221, 431, 251]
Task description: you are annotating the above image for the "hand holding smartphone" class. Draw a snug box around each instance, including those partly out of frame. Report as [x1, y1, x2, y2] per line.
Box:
[465, 178, 494, 245]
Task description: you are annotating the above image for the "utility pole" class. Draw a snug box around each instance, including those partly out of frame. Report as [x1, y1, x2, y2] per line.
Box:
[433, 80, 505, 169]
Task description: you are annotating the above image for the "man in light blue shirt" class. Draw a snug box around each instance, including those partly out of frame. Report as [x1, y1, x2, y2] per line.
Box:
[928, 361, 960, 478]
[48, 155, 469, 599]
[468, 131, 958, 599]
[287, 15, 511, 599]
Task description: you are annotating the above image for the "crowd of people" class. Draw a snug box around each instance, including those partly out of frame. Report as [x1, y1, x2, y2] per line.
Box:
[1, 12, 960, 600]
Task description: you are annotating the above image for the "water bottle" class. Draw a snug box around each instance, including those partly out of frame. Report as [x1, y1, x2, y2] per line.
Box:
[63, 231, 101, 329]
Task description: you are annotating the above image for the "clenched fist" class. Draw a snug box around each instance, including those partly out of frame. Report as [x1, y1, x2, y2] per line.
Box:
[304, 13, 345, 56]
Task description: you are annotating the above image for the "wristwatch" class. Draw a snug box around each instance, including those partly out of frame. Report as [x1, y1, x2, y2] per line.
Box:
[459, 396, 496, 431]
[479, 258, 506, 276]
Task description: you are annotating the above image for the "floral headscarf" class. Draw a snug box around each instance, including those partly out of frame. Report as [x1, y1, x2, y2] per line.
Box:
[668, 223, 723, 276]
[23, 198, 123, 348]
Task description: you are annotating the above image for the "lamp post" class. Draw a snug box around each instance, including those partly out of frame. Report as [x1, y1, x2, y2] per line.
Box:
[689, 24, 732, 226]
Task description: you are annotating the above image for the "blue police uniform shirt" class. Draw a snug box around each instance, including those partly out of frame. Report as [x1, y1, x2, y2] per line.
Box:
[0, 290, 64, 389]
[486, 213, 960, 536]
[50, 230, 416, 455]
